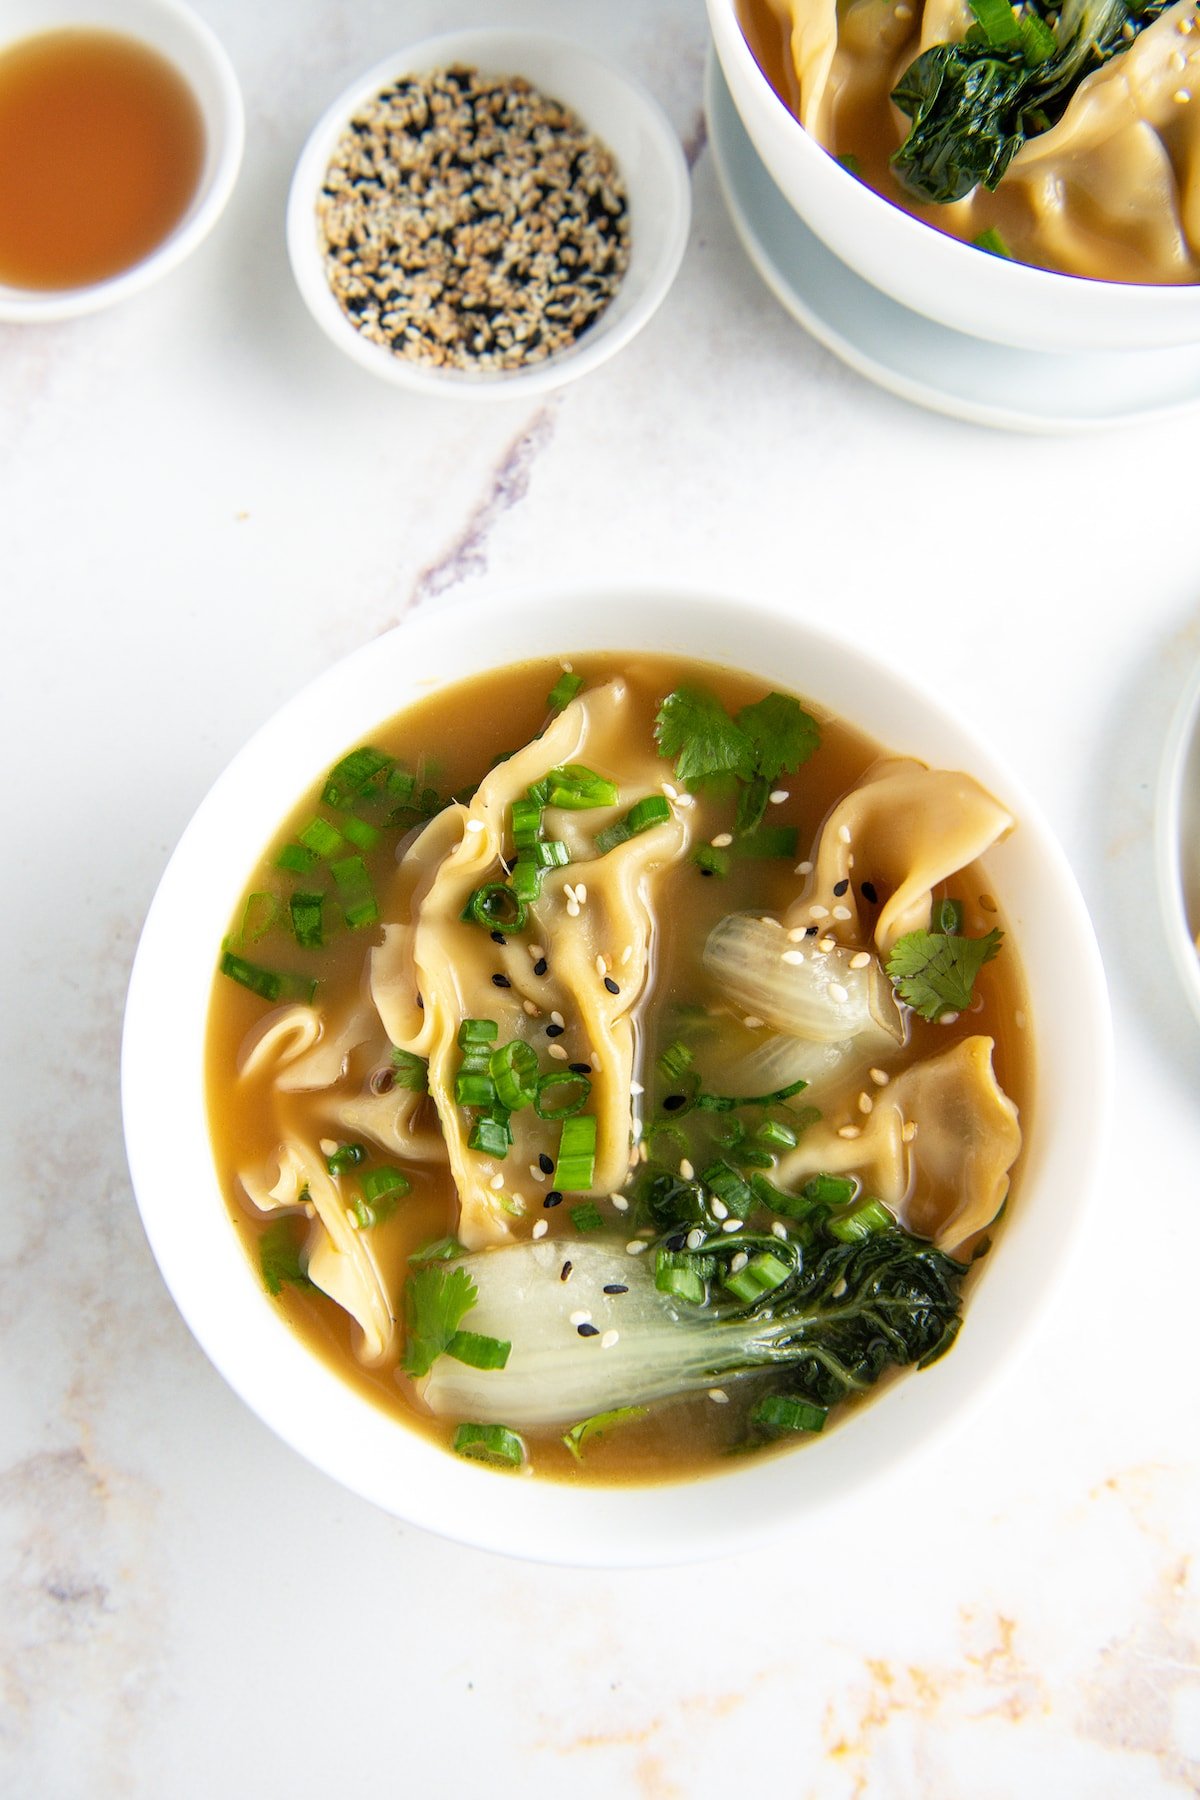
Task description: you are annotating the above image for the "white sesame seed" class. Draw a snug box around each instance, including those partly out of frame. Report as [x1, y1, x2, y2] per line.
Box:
[532, 1220, 548, 1239]
[818, 937, 836, 953]
[939, 1011, 960, 1025]
[490, 1173, 505, 1190]
[772, 1220, 788, 1241]
[566, 900, 580, 918]
[612, 1194, 629, 1212]
[465, 818, 485, 834]
[1176, 88, 1192, 102]
[796, 860, 814, 875]
[711, 1197, 729, 1221]
[786, 927, 806, 943]
[770, 789, 789, 804]
[569, 1310, 591, 1326]
[620, 944, 633, 965]
[348, 1213, 360, 1230]
[711, 832, 733, 848]
[595, 953, 607, 977]
[849, 951, 871, 969]
[902, 1121, 918, 1143]
[838, 824, 852, 844]
[708, 1388, 730, 1404]
[743, 1014, 764, 1030]
[686, 1227, 705, 1250]
[859, 1092, 874, 1115]
[680, 1158, 695, 1180]
[528, 943, 545, 960]
[630, 1079, 644, 1096]
[662, 782, 678, 800]
[631, 1117, 643, 1141]
[837, 1125, 861, 1140]
[676, 793, 696, 809]
[1172, 47, 1186, 68]
[759, 915, 782, 929]
[809, 903, 830, 920]
[575, 884, 587, 903]
[730, 1251, 749, 1273]
[869, 1067, 890, 1086]
[551, 1011, 565, 1026]
[549, 1044, 569, 1061]
[319, 1138, 338, 1156]
[523, 999, 539, 1016]
[782, 949, 806, 965]
[721, 1217, 743, 1233]
[529, 1163, 546, 1182]
[828, 982, 849, 1004]
[626, 1240, 648, 1255]
[601, 1330, 619, 1350]
[564, 883, 578, 904]
[832, 905, 853, 921]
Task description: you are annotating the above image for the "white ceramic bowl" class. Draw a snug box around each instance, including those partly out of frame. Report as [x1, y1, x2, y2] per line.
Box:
[1157, 652, 1200, 1027]
[0, 0, 243, 322]
[122, 587, 1111, 1566]
[285, 29, 691, 400]
[706, 0, 1200, 354]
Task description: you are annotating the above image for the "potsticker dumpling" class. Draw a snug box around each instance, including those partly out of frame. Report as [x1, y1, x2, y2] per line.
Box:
[789, 758, 1013, 955]
[371, 681, 694, 1247]
[775, 1034, 1021, 1248]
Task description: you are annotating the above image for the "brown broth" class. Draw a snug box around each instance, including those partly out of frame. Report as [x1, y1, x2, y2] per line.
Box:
[205, 654, 1031, 1487]
[0, 29, 204, 290]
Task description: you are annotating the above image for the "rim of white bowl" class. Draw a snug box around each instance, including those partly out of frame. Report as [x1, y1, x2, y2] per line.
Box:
[0, 0, 244, 322]
[285, 29, 692, 400]
[1156, 651, 1200, 1027]
[122, 586, 1112, 1566]
[706, 0, 1200, 348]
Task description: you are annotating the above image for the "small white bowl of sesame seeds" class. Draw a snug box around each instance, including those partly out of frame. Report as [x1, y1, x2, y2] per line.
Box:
[285, 29, 691, 399]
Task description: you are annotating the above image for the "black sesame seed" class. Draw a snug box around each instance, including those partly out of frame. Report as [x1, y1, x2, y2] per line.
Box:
[546, 1022, 565, 1038]
[544, 1189, 564, 1207]
[533, 957, 549, 976]
[538, 1152, 554, 1175]
[569, 1061, 591, 1074]
[833, 879, 849, 897]
[560, 1259, 572, 1281]
[577, 1322, 600, 1338]
[604, 976, 620, 995]
[491, 973, 511, 988]
[663, 1094, 688, 1112]
[602, 1283, 629, 1295]
[665, 1232, 688, 1252]
[861, 881, 878, 904]
[490, 930, 507, 944]
[806, 925, 819, 937]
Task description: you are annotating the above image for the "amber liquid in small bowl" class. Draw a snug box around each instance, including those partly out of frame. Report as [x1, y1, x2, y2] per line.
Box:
[0, 27, 205, 291]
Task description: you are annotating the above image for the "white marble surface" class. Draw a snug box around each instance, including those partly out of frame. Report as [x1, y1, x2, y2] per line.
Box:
[4, 1, 1200, 1794]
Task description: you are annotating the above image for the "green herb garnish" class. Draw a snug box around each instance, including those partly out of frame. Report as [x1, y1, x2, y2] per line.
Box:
[259, 1217, 316, 1297]
[886, 927, 1003, 1020]
[403, 1265, 479, 1377]
[562, 1407, 648, 1461]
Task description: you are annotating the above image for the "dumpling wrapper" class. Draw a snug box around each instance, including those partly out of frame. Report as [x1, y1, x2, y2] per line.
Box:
[789, 757, 1013, 956]
[776, 1034, 1021, 1249]
[371, 680, 694, 1248]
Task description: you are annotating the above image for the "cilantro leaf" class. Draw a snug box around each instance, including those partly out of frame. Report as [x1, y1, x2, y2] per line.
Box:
[562, 1406, 648, 1461]
[886, 928, 1003, 1021]
[736, 692, 821, 784]
[403, 1265, 478, 1376]
[259, 1218, 316, 1298]
[654, 688, 758, 784]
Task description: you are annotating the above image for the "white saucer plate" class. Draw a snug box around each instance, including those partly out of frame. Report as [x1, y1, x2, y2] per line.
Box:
[705, 51, 1200, 434]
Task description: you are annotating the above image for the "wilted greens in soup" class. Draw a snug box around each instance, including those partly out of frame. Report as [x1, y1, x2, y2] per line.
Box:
[206, 655, 1028, 1484]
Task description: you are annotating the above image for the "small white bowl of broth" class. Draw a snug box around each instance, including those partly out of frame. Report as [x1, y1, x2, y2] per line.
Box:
[707, 0, 1200, 353]
[0, 0, 243, 321]
[122, 589, 1110, 1566]
[285, 30, 691, 398]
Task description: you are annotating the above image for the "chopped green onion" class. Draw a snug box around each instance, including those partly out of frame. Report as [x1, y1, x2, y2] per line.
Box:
[693, 845, 731, 878]
[326, 1142, 366, 1176]
[657, 1040, 694, 1083]
[800, 1173, 858, 1208]
[275, 842, 319, 874]
[828, 1198, 895, 1243]
[453, 1422, 525, 1467]
[655, 1249, 713, 1305]
[724, 1250, 791, 1304]
[570, 1200, 605, 1233]
[459, 1017, 499, 1050]
[408, 1235, 465, 1263]
[1020, 9, 1056, 63]
[299, 816, 343, 859]
[700, 1160, 755, 1219]
[968, 0, 1021, 47]
[352, 1165, 411, 1229]
[935, 897, 965, 935]
[974, 227, 1013, 260]
[753, 1119, 798, 1153]
[753, 1394, 828, 1434]
[510, 858, 545, 905]
[289, 890, 324, 949]
[386, 766, 416, 806]
[562, 1407, 647, 1461]
[465, 883, 528, 932]
[530, 839, 570, 870]
[735, 825, 799, 859]
[219, 951, 316, 1005]
[258, 1217, 314, 1296]
[555, 1113, 597, 1191]
[510, 796, 543, 848]
[390, 1048, 428, 1092]
[237, 891, 279, 944]
[455, 1069, 496, 1108]
[543, 764, 619, 810]
[735, 1148, 776, 1171]
[836, 152, 862, 177]
[446, 1330, 511, 1370]
[595, 794, 672, 855]
[533, 1069, 591, 1119]
[322, 746, 393, 810]
[342, 815, 381, 852]
[330, 854, 378, 928]
[469, 1111, 512, 1157]
[490, 1039, 539, 1111]
[546, 670, 585, 712]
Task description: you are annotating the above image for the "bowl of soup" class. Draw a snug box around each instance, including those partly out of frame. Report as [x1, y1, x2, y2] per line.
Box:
[707, 0, 1200, 353]
[122, 587, 1110, 1565]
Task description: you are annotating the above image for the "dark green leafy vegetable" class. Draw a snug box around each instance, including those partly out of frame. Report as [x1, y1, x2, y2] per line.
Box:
[259, 1218, 316, 1297]
[887, 926, 1003, 1020]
